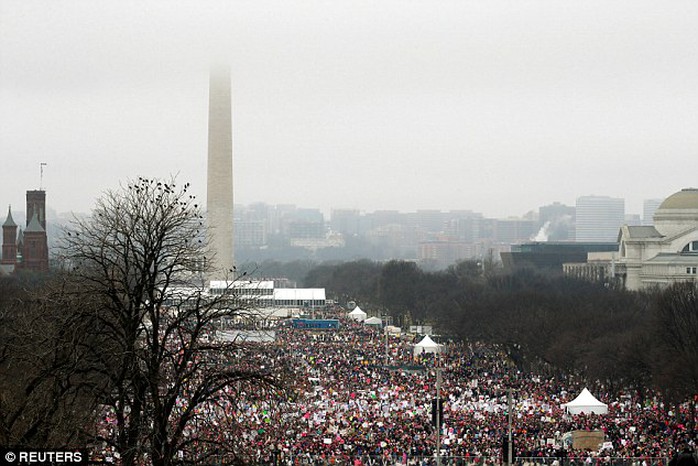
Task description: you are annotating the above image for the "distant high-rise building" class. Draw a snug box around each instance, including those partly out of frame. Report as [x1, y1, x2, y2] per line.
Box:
[330, 209, 361, 236]
[494, 218, 536, 243]
[235, 220, 267, 248]
[444, 212, 483, 243]
[415, 210, 446, 233]
[643, 198, 664, 225]
[538, 202, 575, 241]
[575, 195, 625, 242]
[625, 214, 641, 226]
[206, 67, 234, 277]
[418, 240, 473, 270]
[367, 210, 402, 230]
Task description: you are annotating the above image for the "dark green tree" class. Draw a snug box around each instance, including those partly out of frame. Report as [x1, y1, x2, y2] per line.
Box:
[377, 260, 422, 317]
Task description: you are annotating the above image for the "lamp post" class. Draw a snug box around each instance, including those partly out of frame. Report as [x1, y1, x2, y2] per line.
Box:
[507, 388, 513, 466]
[436, 365, 442, 466]
[382, 313, 393, 363]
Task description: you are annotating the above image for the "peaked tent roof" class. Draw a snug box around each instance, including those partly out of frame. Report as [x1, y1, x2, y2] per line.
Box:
[413, 335, 441, 356]
[561, 388, 608, 415]
[364, 316, 382, 325]
[348, 306, 367, 321]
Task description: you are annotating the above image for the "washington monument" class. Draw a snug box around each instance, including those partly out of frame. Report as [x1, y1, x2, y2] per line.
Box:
[206, 67, 234, 277]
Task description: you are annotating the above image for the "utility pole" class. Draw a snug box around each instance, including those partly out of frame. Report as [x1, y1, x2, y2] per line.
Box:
[507, 388, 513, 466]
[436, 366, 441, 466]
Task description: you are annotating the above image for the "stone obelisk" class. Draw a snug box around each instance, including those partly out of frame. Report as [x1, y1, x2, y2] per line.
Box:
[206, 66, 234, 277]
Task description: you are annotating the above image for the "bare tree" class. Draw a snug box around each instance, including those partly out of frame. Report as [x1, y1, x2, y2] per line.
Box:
[59, 177, 278, 466]
[0, 275, 102, 448]
[650, 281, 698, 430]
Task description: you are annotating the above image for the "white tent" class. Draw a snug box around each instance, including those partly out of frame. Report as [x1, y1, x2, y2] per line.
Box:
[348, 306, 367, 322]
[364, 316, 382, 326]
[561, 388, 608, 415]
[413, 335, 441, 356]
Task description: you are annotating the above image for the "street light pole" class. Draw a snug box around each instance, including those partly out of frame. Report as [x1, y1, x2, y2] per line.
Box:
[436, 366, 441, 466]
[507, 388, 513, 466]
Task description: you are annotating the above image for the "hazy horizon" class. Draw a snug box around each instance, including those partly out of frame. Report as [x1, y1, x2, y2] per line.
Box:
[4, 194, 662, 225]
[2, 1, 697, 220]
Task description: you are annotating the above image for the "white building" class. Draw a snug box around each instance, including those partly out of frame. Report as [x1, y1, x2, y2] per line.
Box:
[208, 280, 326, 308]
[616, 188, 698, 290]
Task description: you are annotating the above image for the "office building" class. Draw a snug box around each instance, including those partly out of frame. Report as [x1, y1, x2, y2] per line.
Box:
[575, 195, 625, 242]
[642, 198, 664, 226]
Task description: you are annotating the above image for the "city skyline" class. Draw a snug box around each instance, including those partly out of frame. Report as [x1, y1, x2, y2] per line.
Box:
[1, 1, 697, 220]
[5, 190, 665, 225]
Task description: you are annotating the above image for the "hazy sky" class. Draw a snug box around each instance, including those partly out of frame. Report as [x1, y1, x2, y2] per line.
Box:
[1, 0, 697, 220]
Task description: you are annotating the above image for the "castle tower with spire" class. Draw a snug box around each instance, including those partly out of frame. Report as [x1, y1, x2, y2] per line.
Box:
[26, 190, 47, 231]
[206, 66, 234, 277]
[1, 206, 18, 273]
[21, 209, 48, 272]
[1, 189, 49, 275]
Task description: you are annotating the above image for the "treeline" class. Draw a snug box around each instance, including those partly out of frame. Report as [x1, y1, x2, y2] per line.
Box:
[303, 259, 698, 406]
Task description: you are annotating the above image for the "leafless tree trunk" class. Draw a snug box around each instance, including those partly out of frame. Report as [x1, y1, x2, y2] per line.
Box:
[59, 177, 279, 466]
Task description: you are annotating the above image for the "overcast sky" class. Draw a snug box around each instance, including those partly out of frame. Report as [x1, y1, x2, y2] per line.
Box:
[1, 0, 697, 220]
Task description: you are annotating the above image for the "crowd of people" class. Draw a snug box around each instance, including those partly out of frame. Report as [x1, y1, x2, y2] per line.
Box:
[220, 308, 695, 464]
[93, 306, 695, 465]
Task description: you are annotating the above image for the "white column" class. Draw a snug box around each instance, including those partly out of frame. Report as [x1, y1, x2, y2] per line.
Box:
[206, 66, 235, 278]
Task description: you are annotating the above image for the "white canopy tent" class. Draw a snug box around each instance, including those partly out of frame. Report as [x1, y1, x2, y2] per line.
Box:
[561, 388, 608, 415]
[348, 306, 367, 322]
[413, 335, 441, 356]
[364, 316, 382, 326]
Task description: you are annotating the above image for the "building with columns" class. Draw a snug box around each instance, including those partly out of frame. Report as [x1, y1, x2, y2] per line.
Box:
[566, 189, 698, 290]
[615, 188, 698, 290]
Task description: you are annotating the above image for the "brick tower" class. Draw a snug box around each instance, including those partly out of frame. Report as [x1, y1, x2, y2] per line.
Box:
[21, 190, 49, 272]
[26, 190, 47, 230]
[1, 206, 18, 269]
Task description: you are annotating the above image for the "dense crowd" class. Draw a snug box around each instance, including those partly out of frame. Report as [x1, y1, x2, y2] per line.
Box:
[93, 307, 696, 464]
[216, 309, 695, 464]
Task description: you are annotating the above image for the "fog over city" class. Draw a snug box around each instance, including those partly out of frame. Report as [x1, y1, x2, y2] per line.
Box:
[1, 0, 697, 220]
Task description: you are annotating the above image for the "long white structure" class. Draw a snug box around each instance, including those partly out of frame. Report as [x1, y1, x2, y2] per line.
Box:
[206, 67, 235, 276]
[208, 280, 326, 308]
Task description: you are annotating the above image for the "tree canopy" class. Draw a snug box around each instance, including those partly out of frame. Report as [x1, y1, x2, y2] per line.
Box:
[55, 177, 278, 465]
